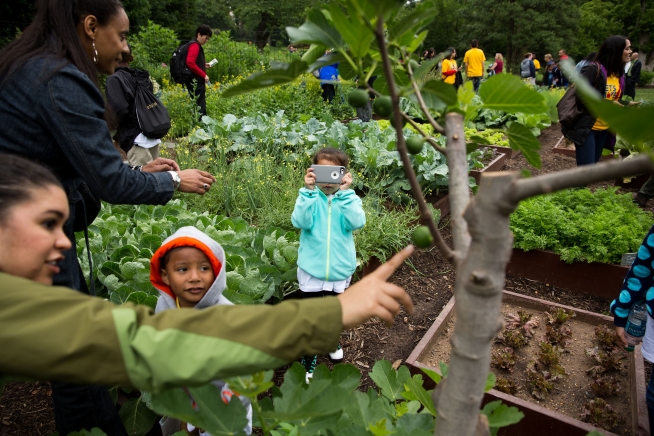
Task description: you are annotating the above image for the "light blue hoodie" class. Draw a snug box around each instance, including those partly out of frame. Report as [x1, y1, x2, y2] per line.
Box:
[291, 188, 366, 282]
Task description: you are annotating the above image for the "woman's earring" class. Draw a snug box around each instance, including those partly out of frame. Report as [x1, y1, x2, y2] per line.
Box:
[92, 40, 98, 64]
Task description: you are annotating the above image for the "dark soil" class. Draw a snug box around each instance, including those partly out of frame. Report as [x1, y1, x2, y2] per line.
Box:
[2, 124, 649, 434]
[424, 304, 633, 435]
[0, 382, 54, 435]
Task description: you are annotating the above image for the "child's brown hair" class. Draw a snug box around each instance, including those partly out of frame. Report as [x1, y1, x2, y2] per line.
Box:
[313, 147, 348, 168]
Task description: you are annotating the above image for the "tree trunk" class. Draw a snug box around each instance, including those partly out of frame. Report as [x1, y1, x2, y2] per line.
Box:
[254, 12, 271, 50]
[432, 155, 654, 436]
[433, 172, 518, 436]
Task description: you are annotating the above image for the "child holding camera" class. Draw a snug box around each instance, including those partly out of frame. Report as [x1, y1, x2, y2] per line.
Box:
[291, 148, 366, 380]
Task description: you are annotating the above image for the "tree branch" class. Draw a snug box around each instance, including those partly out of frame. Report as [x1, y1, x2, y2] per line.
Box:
[402, 113, 447, 155]
[511, 154, 654, 203]
[445, 113, 472, 257]
[406, 65, 446, 135]
[373, 18, 455, 264]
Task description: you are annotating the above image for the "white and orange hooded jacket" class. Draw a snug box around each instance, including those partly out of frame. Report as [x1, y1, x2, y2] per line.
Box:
[150, 226, 233, 312]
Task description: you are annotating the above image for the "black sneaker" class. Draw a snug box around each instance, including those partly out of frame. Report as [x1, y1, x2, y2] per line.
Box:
[634, 192, 650, 209]
[301, 355, 317, 383]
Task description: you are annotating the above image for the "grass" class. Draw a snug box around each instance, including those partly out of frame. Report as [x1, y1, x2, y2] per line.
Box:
[634, 87, 654, 104]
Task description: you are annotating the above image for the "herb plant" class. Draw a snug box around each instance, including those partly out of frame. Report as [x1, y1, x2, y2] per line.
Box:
[580, 398, 626, 430]
[510, 187, 653, 264]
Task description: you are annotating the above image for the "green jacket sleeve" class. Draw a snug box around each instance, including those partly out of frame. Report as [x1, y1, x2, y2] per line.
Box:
[0, 273, 341, 392]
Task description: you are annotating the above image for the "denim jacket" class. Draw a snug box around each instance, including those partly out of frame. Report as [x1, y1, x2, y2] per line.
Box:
[0, 57, 174, 291]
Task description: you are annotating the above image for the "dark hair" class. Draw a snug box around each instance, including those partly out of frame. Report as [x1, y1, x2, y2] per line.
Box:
[471, 39, 478, 48]
[0, 154, 63, 222]
[0, 0, 124, 90]
[446, 47, 455, 59]
[195, 24, 213, 38]
[524, 53, 531, 58]
[583, 51, 597, 62]
[596, 35, 629, 77]
[313, 148, 348, 168]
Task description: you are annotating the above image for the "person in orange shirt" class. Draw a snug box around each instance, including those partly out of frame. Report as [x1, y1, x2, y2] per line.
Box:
[463, 39, 486, 92]
[441, 47, 459, 87]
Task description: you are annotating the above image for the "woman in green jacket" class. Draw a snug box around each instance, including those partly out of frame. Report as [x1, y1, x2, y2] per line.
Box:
[0, 154, 414, 393]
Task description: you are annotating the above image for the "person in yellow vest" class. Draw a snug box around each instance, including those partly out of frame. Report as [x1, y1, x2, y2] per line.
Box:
[463, 39, 486, 92]
[441, 47, 459, 88]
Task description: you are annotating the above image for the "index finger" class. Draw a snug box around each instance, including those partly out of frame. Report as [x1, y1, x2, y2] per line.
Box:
[159, 158, 180, 171]
[371, 245, 415, 280]
[197, 170, 215, 180]
[383, 283, 414, 316]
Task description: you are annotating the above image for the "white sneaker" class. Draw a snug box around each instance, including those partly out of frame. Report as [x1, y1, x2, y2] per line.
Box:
[329, 344, 343, 363]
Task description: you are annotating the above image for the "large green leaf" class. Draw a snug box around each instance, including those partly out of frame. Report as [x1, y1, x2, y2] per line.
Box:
[286, 8, 344, 49]
[401, 375, 435, 416]
[388, 5, 436, 42]
[266, 363, 347, 433]
[118, 397, 158, 436]
[150, 384, 249, 436]
[139, 235, 163, 252]
[327, 4, 374, 58]
[368, 360, 410, 401]
[481, 400, 524, 430]
[507, 122, 541, 168]
[374, 67, 410, 96]
[479, 74, 547, 114]
[301, 44, 328, 66]
[101, 261, 122, 280]
[410, 79, 457, 111]
[562, 61, 654, 145]
[394, 413, 434, 436]
[344, 391, 392, 431]
[222, 60, 308, 97]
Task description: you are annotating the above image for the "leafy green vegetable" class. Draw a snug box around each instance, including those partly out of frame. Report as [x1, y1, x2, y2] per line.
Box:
[510, 187, 653, 264]
[76, 200, 299, 307]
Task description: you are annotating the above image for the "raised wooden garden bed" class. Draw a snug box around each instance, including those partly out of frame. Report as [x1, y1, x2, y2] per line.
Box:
[469, 152, 507, 184]
[405, 291, 649, 436]
[485, 145, 521, 160]
[506, 248, 630, 299]
[552, 136, 614, 162]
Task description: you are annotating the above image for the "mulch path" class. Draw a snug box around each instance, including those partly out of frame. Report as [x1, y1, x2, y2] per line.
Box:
[2, 124, 649, 435]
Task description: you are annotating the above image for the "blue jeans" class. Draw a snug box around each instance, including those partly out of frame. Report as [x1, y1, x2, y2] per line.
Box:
[51, 382, 128, 435]
[647, 368, 654, 432]
[575, 130, 608, 166]
[470, 76, 482, 92]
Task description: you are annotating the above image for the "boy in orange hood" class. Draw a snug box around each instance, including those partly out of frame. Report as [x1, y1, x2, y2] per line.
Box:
[150, 226, 252, 435]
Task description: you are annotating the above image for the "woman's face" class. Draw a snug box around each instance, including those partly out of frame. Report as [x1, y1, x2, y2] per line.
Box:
[85, 8, 130, 75]
[0, 186, 71, 285]
[623, 39, 633, 63]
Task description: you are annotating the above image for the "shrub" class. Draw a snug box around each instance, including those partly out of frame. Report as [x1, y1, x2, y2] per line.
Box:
[638, 71, 654, 87]
[130, 21, 180, 68]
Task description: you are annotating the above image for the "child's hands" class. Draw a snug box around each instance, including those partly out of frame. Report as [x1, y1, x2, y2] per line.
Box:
[340, 172, 353, 190]
[615, 326, 629, 348]
[338, 246, 415, 329]
[304, 167, 316, 190]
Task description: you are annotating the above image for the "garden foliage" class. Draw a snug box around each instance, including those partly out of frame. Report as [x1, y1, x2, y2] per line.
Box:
[510, 187, 653, 264]
[145, 360, 522, 436]
[76, 201, 300, 306]
[188, 112, 486, 202]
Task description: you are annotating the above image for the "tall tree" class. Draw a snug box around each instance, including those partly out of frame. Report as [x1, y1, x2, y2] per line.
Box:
[226, 0, 331, 47]
[457, 0, 580, 70]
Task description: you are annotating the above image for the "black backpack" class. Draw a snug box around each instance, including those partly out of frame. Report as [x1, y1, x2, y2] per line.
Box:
[134, 70, 171, 139]
[170, 41, 194, 84]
